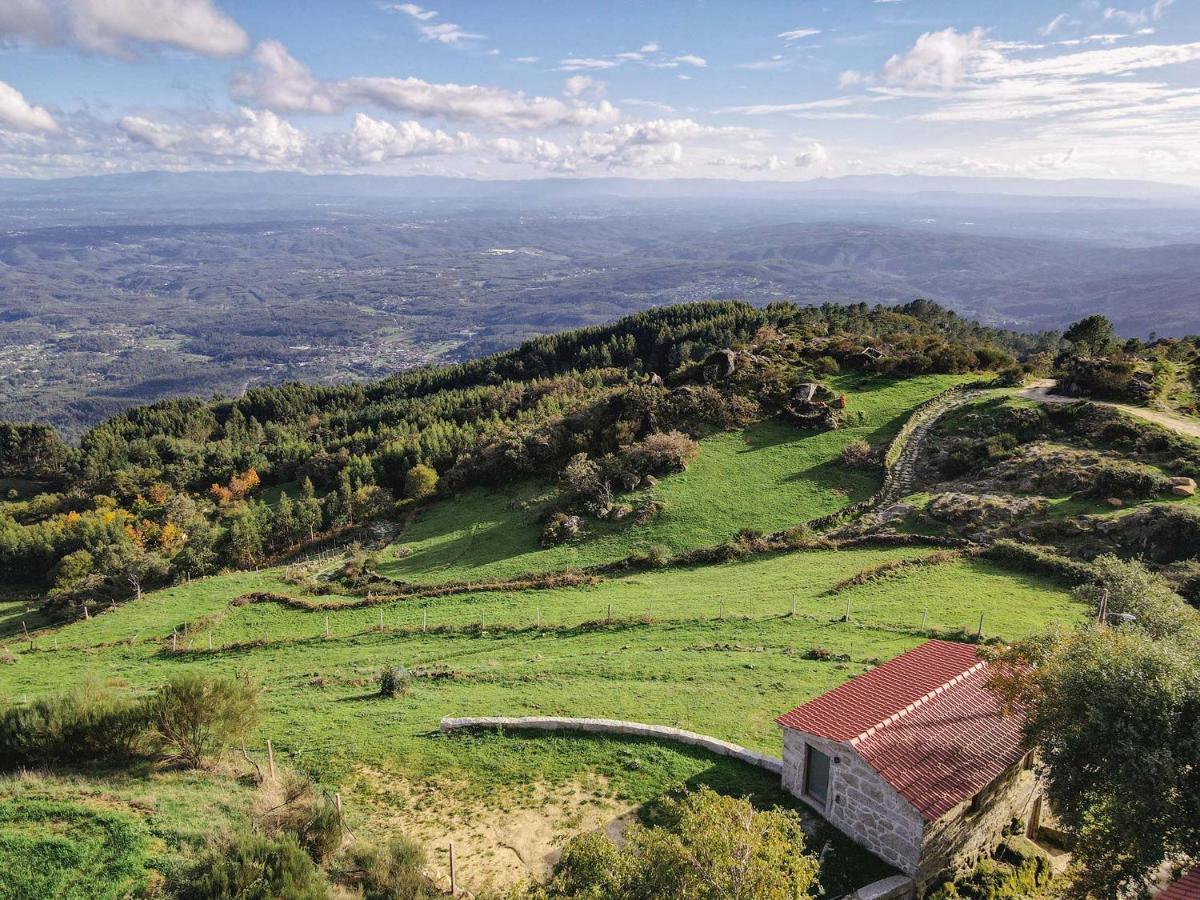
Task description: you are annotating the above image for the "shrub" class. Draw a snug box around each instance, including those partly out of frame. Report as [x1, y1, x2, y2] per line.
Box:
[541, 512, 585, 547]
[544, 787, 819, 899]
[254, 772, 343, 863]
[0, 678, 150, 768]
[403, 464, 438, 500]
[622, 431, 699, 477]
[343, 836, 432, 900]
[148, 673, 260, 768]
[839, 439, 876, 469]
[176, 832, 328, 900]
[379, 666, 412, 699]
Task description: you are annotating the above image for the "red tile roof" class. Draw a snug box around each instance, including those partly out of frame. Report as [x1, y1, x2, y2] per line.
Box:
[1160, 869, 1200, 900]
[777, 639, 1028, 821]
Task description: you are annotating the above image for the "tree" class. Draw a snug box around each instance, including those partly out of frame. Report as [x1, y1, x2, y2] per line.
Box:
[223, 505, 267, 568]
[990, 561, 1200, 898]
[403, 464, 438, 500]
[540, 787, 820, 899]
[992, 628, 1200, 899]
[1061, 315, 1117, 359]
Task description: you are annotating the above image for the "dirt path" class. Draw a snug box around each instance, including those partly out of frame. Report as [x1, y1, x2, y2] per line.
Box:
[1018, 379, 1200, 440]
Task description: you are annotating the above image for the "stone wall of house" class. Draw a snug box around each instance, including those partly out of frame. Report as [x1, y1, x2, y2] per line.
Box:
[781, 729, 925, 875]
[915, 761, 1042, 892]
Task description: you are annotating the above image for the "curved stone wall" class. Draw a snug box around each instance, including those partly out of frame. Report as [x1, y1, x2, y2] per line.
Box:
[439, 715, 783, 774]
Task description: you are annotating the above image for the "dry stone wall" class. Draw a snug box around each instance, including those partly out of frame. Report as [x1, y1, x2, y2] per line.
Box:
[439, 716, 783, 774]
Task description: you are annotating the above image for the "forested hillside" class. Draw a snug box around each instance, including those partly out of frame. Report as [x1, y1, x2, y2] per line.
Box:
[0, 300, 1033, 613]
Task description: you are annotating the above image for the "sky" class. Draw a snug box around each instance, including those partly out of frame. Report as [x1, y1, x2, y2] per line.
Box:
[2, 0, 1200, 183]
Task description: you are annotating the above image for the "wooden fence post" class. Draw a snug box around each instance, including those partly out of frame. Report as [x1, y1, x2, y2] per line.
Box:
[449, 842, 457, 896]
[843, 597, 852, 623]
[976, 612, 985, 639]
[791, 594, 796, 617]
[422, 608, 427, 633]
[267, 739, 276, 779]
[324, 614, 330, 638]
[535, 607, 540, 629]
[921, 607, 928, 628]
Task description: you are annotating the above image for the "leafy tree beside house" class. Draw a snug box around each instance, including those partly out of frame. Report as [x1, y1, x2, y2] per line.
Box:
[991, 558, 1200, 898]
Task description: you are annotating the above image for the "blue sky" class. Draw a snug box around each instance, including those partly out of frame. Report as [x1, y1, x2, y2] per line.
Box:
[2, 0, 1200, 182]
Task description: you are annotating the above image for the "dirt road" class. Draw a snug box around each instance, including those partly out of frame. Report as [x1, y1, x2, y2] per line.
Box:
[1018, 379, 1200, 440]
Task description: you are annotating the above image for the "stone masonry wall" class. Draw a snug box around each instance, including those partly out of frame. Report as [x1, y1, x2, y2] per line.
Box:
[439, 716, 783, 774]
[915, 761, 1042, 893]
[782, 729, 925, 875]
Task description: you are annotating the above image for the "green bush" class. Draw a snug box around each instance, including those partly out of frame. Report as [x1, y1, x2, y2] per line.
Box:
[378, 666, 412, 699]
[148, 673, 260, 768]
[0, 679, 150, 768]
[540, 787, 820, 899]
[343, 836, 431, 899]
[176, 832, 328, 900]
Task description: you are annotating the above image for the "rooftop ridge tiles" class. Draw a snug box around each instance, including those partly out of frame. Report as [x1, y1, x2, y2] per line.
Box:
[848, 660, 987, 748]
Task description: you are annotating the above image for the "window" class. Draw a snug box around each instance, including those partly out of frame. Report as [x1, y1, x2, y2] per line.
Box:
[804, 744, 831, 805]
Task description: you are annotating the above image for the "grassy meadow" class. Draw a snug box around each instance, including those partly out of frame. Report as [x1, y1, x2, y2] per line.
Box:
[377, 374, 972, 585]
[0, 372, 1094, 895]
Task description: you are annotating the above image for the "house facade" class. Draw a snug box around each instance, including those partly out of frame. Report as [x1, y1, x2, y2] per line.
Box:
[777, 640, 1042, 894]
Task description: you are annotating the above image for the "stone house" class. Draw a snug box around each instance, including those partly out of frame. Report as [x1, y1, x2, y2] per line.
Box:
[777, 640, 1043, 894]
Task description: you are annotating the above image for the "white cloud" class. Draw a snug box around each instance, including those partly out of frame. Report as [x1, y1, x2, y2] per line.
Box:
[558, 44, 706, 73]
[513, 56, 540, 64]
[795, 141, 828, 167]
[489, 135, 573, 171]
[0, 79, 57, 132]
[233, 40, 621, 130]
[120, 107, 305, 165]
[1103, 0, 1174, 27]
[577, 117, 756, 169]
[720, 97, 856, 115]
[558, 57, 620, 71]
[778, 28, 820, 42]
[737, 56, 787, 71]
[563, 75, 600, 98]
[1039, 14, 1072, 36]
[343, 113, 473, 163]
[73, 0, 248, 56]
[881, 26, 987, 87]
[389, 3, 483, 45]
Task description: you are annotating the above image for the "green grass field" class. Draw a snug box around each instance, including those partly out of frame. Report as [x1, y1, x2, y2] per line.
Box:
[378, 374, 972, 585]
[0, 372, 1094, 894]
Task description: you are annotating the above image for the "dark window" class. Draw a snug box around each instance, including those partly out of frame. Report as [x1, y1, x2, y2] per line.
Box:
[804, 744, 831, 805]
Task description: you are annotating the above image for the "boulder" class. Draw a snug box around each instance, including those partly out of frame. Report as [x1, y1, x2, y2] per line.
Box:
[1169, 476, 1196, 489]
[1173, 483, 1197, 497]
[1106, 497, 1123, 508]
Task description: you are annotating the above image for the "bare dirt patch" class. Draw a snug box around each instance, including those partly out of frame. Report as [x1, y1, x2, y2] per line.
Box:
[350, 766, 640, 896]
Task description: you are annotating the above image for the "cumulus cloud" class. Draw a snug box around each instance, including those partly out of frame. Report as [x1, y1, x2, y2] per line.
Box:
[233, 41, 620, 130]
[563, 75, 599, 98]
[795, 141, 829, 167]
[343, 113, 474, 163]
[0, 0, 249, 57]
[389, 3, 483, 46]
[0, 80, 58, 132]
[120, 107, 305, 165]
[489, 135, 573, 171]
[672, 54, 707, 67]
[577, 118, 756, 169]
[881, 26, 988, 87]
